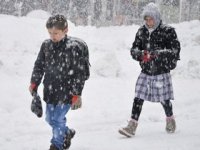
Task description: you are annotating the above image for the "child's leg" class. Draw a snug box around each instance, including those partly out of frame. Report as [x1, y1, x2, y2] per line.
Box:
[46, 103, 71, 150]
[131, 97, 144, 121]
[160, 100, 173, 117]
[118, 97, 144, 137]
[161, 100, 176, 133]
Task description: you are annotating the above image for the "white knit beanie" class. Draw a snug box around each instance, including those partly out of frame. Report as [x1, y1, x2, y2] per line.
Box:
[142, 3, 161, 29]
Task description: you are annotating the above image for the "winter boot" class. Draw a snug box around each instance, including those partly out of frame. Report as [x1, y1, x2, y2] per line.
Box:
[119, 119, 138, 137]
[49, 144, 59, 150]
[63, 128, 76, 150]
[166, 116, 176, 133]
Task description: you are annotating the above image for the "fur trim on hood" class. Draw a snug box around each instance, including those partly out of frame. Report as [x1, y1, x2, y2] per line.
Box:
[142, 3, 161, 30]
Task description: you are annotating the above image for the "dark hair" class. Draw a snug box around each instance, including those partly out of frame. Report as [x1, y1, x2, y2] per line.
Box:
[46, 14, 68, 30]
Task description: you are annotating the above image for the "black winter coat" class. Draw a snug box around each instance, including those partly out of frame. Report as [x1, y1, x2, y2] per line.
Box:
[31, 35, 90, 105]
[131, 22, 181, 75]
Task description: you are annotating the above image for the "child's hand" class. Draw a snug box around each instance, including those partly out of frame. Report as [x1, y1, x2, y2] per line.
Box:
[29, 83, 37, 95]
[71, 95, 82, 110]
[141, 50, 152, 63]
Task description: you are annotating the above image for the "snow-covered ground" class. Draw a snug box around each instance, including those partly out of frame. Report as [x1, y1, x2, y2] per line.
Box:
[0, 12, 200, 150]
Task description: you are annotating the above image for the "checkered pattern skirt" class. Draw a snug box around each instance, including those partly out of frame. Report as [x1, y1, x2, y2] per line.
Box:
[135, 72, 174, 102]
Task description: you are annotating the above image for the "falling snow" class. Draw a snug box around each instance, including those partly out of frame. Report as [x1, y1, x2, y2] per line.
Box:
[0, 13, 200, 150]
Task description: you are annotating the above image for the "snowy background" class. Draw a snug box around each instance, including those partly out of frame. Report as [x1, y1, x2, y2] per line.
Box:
[1, 0, 200, 26]
[0, 11, 200, 150]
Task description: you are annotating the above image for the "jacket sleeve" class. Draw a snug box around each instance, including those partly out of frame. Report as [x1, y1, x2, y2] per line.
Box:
[156, 27, 180, 60]
[130, 30, 143, 61]
[30, 43, 46, 86]
[153, 27, 180, 70]
[70, 43, 89, 96]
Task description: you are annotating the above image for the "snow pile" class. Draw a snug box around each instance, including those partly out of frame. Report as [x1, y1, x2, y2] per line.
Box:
[171, 20, 200, 79]
[93, 52, 122, 77]
[26, 10, 51, 20]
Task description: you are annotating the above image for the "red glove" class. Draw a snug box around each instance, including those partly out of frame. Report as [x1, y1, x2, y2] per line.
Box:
[71, 95, 82, 110]
[29, 83, 37, 95]
[71, 95, 79, 105]
[141, 50, 151, 63]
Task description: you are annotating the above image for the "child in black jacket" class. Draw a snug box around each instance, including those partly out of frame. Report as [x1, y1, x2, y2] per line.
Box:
[119, 3, 180, 137]
[29, 14, 90, 150]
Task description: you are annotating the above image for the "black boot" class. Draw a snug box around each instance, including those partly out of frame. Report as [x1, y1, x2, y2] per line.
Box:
[63, 129, 76, 150]
[49, 144, 59, 150]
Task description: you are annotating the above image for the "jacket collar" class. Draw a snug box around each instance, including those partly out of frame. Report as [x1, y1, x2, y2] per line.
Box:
[52, 35, 67, 48]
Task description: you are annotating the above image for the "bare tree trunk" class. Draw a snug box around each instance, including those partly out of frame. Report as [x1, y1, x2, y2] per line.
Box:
[179, 0, 182, 22]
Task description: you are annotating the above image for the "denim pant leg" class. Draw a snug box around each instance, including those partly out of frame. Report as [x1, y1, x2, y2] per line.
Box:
[46, 104, 71, 150]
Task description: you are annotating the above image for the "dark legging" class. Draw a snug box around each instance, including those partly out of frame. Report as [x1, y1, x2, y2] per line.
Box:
[131, 97, 173, 121]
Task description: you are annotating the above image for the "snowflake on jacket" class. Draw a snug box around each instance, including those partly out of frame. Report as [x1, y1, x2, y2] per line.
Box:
[131, 22, 181, 75]
[31, 35, 90, 105]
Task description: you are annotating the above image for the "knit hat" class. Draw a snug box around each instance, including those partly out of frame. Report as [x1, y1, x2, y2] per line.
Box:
[142, 3, 161, 29]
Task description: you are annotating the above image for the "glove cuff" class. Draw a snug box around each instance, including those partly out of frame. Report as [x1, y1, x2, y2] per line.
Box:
[30, 83, 37, 90]
[71, 95, 79, 104]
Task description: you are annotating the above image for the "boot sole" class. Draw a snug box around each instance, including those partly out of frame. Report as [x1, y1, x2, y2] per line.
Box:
[166, 128, 176, 133]
[118, 129, 134, 138]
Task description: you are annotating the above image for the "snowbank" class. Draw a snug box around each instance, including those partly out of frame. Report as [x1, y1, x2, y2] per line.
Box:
[26, 10, 51, 20]
[0, 15, 199, 79]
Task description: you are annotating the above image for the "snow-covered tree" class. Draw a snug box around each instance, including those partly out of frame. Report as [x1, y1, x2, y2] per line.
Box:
[159, 0, 180, 23]
[0, 0, 199, 26]
[92, 0, 103, 26]
[69, 0, 91, 26]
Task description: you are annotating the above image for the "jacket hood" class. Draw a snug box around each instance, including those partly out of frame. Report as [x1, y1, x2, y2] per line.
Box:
[142, 3, 161, 30]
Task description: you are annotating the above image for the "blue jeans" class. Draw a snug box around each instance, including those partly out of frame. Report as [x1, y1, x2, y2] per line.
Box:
[46, 103, 71, 150]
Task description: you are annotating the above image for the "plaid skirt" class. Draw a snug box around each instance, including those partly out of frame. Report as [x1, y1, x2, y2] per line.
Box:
[135, 72, 174, 102]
